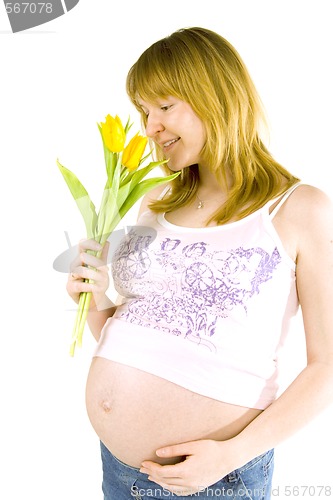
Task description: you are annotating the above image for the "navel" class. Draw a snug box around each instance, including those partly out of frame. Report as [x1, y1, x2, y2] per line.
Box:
[101, 399, 112, 413]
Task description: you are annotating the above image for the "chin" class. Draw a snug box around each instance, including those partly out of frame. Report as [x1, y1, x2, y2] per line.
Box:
[167, 162, 196, 172]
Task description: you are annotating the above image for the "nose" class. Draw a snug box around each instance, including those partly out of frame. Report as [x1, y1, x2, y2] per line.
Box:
[145, 112, 165, 138]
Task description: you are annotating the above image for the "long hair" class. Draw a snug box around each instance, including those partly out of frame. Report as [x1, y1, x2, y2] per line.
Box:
[126, 27, 300, 224]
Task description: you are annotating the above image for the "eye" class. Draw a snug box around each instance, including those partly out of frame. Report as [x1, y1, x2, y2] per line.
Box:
[160, 105, 172, 112]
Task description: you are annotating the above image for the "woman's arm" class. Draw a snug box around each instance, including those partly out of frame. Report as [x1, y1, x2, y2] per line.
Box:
[233, 186, 333, 460]
[86, 298, 117, 342]
[140, 185, 333, 495]
[66, 185, 166, 342]
[66, 238, 117, 342]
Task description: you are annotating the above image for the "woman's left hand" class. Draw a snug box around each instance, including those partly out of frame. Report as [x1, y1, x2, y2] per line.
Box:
[140, 439, 236, 496]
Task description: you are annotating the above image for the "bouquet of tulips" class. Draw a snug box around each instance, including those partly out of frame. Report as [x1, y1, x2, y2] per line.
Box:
[58, 114, 179, 356]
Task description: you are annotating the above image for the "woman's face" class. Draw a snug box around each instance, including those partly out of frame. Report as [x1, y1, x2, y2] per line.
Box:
[137, 96, 207, 171]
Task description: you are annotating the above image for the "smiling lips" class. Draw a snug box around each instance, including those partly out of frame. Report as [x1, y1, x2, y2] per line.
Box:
[163, 137, 181, 149]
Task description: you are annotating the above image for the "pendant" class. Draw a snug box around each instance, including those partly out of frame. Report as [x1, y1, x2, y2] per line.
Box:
[197, 200, 204, 209]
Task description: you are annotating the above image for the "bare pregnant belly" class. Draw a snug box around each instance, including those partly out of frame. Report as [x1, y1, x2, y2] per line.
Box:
[85, 357, 262, 468]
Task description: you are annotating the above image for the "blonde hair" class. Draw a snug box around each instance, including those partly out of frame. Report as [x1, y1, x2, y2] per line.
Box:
[126, 27, 300, 224]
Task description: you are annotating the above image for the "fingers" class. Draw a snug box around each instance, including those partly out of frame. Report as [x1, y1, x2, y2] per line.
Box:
[156, 443, 192, 458]
[71, 239, 108, 273]
[140, 440, 226, 497]
[66, 238, 110, 303]
[79, 251, 104, 270]
[70, 264, 106, 283]
[66, 264, 109, 302]
[78, 238, 103, 253]
[139, 463, 194, 496]
[140, 462, 183, 480]
[69, 256, 109, 288]
[100, 240, 110, 264]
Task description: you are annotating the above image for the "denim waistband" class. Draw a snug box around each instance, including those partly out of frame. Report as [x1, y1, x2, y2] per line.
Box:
[100, 441, 275, 499]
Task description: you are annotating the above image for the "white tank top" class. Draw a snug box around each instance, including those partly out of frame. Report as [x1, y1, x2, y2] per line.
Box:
[95, 184, 300, 409]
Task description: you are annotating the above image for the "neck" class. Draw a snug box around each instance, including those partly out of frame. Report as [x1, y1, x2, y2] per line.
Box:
[197, 164, 230, 196]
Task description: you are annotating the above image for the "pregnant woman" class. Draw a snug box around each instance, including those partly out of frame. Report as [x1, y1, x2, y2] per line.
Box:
[67, 27, 333, 499]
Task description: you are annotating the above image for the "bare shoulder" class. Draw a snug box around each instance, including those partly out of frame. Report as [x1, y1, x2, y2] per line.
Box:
[286, 184, 333, 228]
[291, 183, 332, 205]
[137, 184, 170, 219]
[282, 184, 333, 258]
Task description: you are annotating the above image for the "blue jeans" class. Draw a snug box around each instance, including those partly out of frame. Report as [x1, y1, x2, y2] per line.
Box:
[100, 441, 274, 499]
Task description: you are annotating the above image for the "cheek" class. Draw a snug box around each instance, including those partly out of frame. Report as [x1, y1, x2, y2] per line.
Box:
[199, 122, 207, 146]
[189, 117, 206, 146]
[191, 128, 206, 154]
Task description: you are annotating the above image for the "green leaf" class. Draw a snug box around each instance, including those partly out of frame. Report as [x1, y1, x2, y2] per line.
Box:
[95, 188, 118, 241]
[105, 149, 117, 184]
[57, 159, 89, 200]
[57, 159, 98, 238]
[129, 160, 168, 186]
[97, 123, 118, 183]
[124, 116, 133, 135]
[119, 172, 180, 219]
[119, 159, 168, 188]
[76, 196, 98, 239]
[115, 180, 133, 212]
[138, 149, 154, 166]
[108, 154, 122, 196]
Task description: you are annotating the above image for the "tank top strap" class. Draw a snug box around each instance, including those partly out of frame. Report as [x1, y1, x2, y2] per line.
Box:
[266, 182, 302, 219]
[157, 185, 172, 200]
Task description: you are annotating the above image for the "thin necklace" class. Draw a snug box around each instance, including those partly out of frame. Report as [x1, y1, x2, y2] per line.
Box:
[196, 193, 205, 209]
[195, 193, 224, 209]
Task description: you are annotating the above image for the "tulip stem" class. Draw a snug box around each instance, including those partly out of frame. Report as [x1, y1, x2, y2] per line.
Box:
[60, 114, 180, 356]
[69, 290, 92, 356]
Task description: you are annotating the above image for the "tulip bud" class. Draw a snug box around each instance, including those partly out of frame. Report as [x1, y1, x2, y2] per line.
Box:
[100, 114, 126, 152]
[122, 133, 148, 171]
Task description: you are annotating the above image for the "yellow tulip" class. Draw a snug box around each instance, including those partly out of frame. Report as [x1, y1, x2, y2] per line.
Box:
[122, 133, 148, 171]
[58, 115, 180, 356]
[100, 114, 126, 152]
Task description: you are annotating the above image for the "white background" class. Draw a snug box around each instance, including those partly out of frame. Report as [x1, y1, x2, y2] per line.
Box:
[0, 1, 332, 498]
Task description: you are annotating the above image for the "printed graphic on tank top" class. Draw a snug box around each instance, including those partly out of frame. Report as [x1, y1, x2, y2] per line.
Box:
[95, 184, 301, 409]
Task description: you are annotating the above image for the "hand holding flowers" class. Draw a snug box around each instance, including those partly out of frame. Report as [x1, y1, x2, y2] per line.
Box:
[58, 114, 179, 356]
